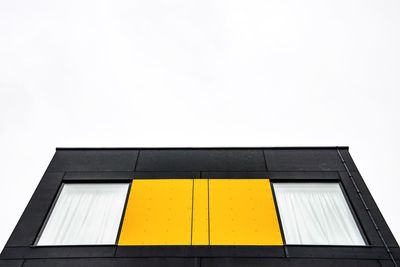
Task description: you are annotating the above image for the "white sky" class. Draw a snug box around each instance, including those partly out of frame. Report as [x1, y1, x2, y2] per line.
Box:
[0, 0, 399, 249]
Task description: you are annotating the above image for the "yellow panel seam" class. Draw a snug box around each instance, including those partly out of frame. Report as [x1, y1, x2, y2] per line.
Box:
[190, 178, 194, 245]
[207, 178, 210, 246]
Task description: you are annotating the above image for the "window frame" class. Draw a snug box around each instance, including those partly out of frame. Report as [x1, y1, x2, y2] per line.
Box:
[34, 181, 132, 247]
[270, 180, 368, 246]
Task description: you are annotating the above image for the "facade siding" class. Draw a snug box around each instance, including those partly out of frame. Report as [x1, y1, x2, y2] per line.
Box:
[1, 147, 398, 267]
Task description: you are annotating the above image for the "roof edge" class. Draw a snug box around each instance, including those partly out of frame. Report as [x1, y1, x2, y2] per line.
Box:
[56, 146, 350, 151]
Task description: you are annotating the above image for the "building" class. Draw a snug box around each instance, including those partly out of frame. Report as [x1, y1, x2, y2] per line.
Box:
[0, 147, 399, 267]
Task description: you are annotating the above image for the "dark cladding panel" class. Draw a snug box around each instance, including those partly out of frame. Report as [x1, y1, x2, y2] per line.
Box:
[202, 258, 380, 267]
[380, 260, 400, 267]
[5, 172, 64, 247]
[202, 171, 269, 178]
[393, 247, 400, 259]
[264, 149, 345, 171]
[340, 171, 399, 247]
[63, 171, 133, 181]
[117, 258, 198, 267]
[337, 148, 360, 172]
[351, 170, 399, 247]
[48, 150, 139, 172]
[285, 246, 390, 259]
[136, 150, 266, 171]
[23, 258, 198, 267]
[268, 171, 340, 180]
[202, 258, 288, 267]
[115, 246, 284, 258]
[0, 260, 23, 267]
[0, 247, 115, 259]
[22, 259, 115, 267]
[134, 171, 201, 179]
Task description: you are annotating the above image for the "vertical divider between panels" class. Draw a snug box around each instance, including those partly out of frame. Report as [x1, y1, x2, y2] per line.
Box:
[337, 147, 398, 267]
[191, 178, 194, 245]
[192, 176, 210, 246]
[262, 150, 269, 171]
[133, 150, 141, 171]
[207, 178, 211, 246]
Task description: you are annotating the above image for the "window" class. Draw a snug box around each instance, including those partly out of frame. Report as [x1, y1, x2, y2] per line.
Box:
[36, 183, 129, 246]
[273, 183, 365, 245]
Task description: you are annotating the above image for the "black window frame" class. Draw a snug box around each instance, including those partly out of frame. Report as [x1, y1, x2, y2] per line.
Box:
[270, 180, 369, 247]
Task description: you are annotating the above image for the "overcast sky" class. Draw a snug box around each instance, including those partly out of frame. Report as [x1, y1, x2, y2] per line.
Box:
[1, 0, 399, 249]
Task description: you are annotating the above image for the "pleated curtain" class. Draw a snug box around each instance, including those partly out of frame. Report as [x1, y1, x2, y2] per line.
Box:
[273, 183, 365, 245]
[37, 183, 129, 245]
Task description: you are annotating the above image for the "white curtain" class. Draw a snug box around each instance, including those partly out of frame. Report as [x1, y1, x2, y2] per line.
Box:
[273, 183, 365, 245]
[37, 183, 129, 245]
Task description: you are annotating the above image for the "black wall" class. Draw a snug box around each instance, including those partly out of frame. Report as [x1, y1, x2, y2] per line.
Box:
[1, 147, 399, 267]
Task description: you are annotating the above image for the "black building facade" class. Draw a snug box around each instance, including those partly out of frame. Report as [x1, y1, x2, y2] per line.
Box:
[0, 147, 399, 267]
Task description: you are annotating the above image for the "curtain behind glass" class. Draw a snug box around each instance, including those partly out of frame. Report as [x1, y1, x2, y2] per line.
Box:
[273, 183, 365, 245]
[37, 183, 129, 245]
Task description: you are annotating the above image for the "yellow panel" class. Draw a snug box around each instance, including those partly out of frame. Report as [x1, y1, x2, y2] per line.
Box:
[209, 179, 283, 245]
[192, 179, 209, 245]
[118, 179, 192, 245]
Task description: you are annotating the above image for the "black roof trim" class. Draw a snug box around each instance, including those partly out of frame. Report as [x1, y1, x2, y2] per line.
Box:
[56, 146, 350, 151]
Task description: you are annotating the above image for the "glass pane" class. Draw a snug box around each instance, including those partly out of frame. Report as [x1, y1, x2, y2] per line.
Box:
[273, 183, 365, 245]
[37, 183, 129, 245]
